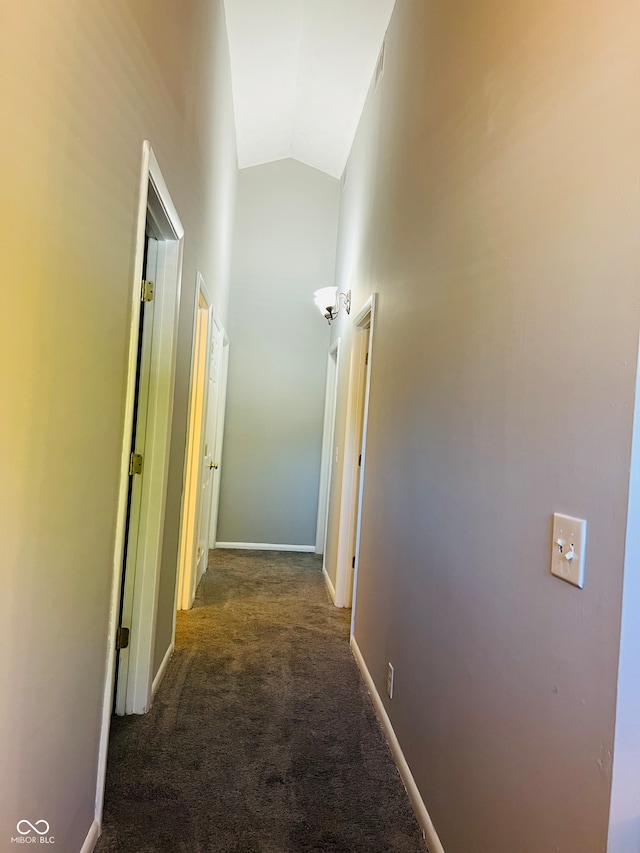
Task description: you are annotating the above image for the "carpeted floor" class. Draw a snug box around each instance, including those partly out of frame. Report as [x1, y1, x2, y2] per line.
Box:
[96, 550, 426, 853]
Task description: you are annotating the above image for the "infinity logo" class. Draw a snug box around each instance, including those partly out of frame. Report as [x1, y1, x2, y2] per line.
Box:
[16, 820, 50, 836]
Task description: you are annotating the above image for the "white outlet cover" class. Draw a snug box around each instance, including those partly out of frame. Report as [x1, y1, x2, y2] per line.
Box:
[551, 513, 587, 589]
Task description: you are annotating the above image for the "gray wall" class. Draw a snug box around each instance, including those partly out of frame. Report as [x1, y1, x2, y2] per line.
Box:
[0, 2, 236, 850]
[325, 1, 640, 851]
[152, 0, 237, 678]
[217, 159, 339, 547]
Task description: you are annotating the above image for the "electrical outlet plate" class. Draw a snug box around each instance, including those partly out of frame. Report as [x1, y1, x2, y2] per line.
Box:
[386, 662, 394, 699]
[551, 513, 587, 589]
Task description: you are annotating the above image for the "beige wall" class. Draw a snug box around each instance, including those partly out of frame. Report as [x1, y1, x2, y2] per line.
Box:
[0, 2, 236, 851]
[326, 1, 640, 851]
[217, 159, 337, 547]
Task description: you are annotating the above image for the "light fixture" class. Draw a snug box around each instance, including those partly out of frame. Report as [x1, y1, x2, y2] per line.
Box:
[313, 287, 351, 325]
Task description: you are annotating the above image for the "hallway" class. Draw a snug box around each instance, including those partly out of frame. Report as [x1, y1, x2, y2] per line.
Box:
[97, 551, 425, 852]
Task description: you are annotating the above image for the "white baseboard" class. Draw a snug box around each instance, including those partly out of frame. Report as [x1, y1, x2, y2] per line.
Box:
[350, 636, 445, 853]
[79, 819, 100, 853]
[322, 565, 337, 603]
[152, 642, 174, 697]
[215, 542, 315, 552]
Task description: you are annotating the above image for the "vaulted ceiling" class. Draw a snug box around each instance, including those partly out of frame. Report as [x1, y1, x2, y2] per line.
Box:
[223, 0, 396, 179]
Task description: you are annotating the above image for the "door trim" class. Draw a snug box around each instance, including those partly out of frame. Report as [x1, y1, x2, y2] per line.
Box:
[334, 294, 377, 611]
[208, 312, 230, 550]
[96, 141, 184, 822]
[316, 338, 341, 557]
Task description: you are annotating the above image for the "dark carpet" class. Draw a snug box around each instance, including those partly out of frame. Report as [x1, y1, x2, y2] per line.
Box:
[96, 550, 426, 853]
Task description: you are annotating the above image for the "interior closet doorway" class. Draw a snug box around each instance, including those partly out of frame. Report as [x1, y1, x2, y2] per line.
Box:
[97, 141, 184, 823]
[316, 339, 341, 566]
[177, 278, 229, 611]
[335, 294, 377, 615]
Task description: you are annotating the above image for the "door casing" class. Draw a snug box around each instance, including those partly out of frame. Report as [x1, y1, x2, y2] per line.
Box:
[176, 272, 215, 611]
[334, 294, 377, 615]
[96, 141, 184, 821]
[207, 314, 229, 550]
[316, 338, 341, 568]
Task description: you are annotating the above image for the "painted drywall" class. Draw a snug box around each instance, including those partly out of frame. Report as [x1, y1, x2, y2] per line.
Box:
[224, 0, 395, 177]
[608, 345, 640, 852]
[0, 2, 236, 851]
[217, 159, 338, 547]
[151, 1, 237, 680]
[325, 1, 640, 851]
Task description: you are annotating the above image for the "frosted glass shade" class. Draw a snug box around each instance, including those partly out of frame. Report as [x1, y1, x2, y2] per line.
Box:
[314, 286, 338, 317]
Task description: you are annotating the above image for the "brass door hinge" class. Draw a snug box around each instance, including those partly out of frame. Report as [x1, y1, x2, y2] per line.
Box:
[116, 626, 130, 651]
[141, 279, 155, 302]
[129, 452, 143, 476]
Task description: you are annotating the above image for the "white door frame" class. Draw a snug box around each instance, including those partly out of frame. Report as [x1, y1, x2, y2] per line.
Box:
[316, 338, 341, 557]
[196, 310, 224, 581]
[208, 313, 230, 549]
[334, 294, 377, 613]
[96, 141, 183, 818]
[176, 272, 214, 611]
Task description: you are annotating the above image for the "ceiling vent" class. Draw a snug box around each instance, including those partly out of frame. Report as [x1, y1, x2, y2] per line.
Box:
[374, 40, 386, 89]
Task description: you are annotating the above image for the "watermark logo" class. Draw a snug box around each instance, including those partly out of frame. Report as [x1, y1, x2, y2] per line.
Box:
[11, 820, 54, 845]
[16, 823, 49, 837]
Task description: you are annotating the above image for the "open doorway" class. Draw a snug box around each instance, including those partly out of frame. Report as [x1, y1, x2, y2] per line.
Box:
[112, 145, 184, 716]
[177, 278, 230, 612]
[207, 314, 230, 552]
[97, 141, 184, 817]
[316, 339, 341, 595]
[334, 294, 377, 614]
[176, 275, 212, 610]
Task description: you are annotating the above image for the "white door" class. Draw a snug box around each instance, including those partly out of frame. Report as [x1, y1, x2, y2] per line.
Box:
[177, 285, 212, 610]
[115, 234, 158, 714]
[208, 324, 229, 549]
[195, 322, 221, 586]
[347, 327, 370, 602]
[316, 341, 340, 557]
[189, 301, 210, 597]
[334, 294, 377, 611]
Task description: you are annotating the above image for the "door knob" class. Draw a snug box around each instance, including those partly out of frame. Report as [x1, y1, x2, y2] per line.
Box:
[209, 462, 219, 470]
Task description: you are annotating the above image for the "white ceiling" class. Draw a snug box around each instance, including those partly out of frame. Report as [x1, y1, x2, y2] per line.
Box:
[223, 0, 396, 179]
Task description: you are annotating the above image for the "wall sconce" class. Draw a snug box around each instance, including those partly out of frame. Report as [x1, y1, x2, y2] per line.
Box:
[313, 287, 351, 325]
